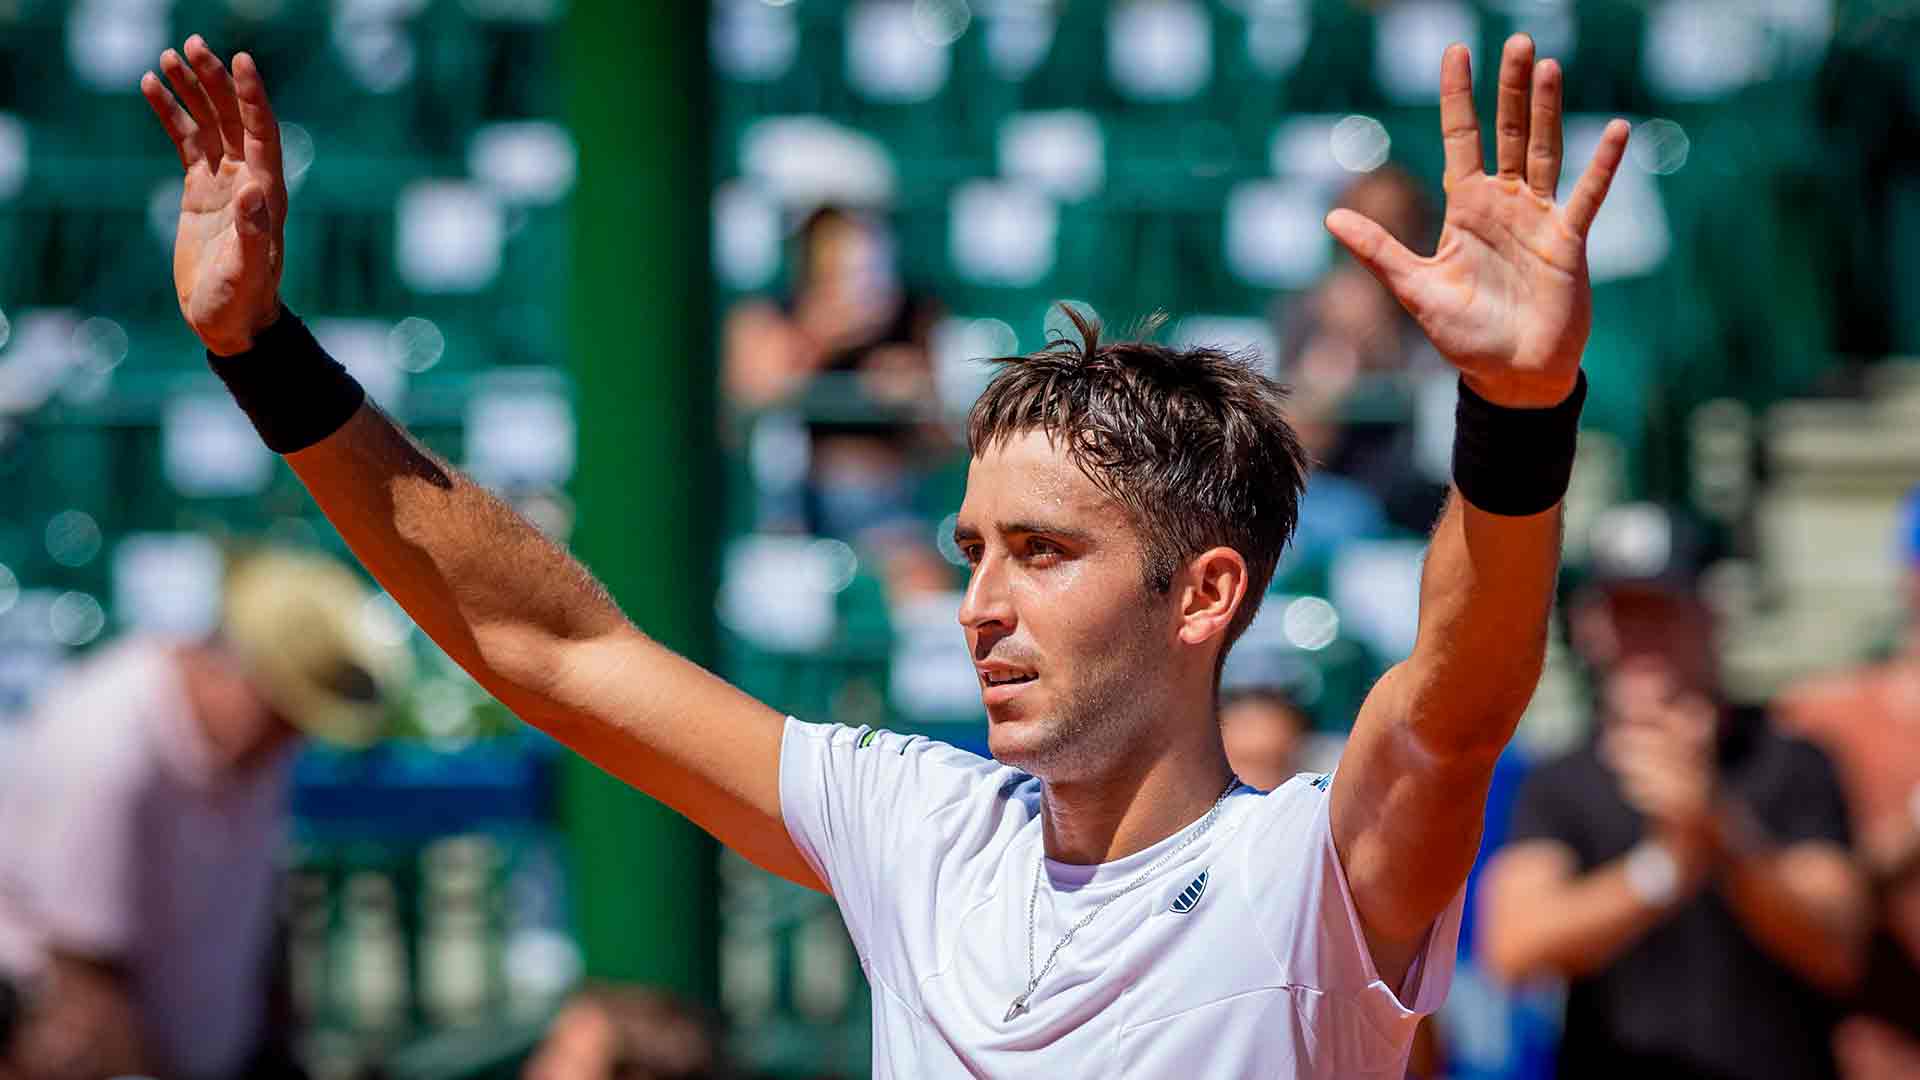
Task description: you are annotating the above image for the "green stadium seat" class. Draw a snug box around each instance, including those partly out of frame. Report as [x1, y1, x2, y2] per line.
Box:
[1891, 176, 1920, 355]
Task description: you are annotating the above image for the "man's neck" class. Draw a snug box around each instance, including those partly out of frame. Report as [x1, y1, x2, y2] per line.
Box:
[1038, 737, 1235, 866]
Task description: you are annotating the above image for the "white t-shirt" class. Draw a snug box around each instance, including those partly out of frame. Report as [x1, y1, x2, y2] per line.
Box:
[780, 719, 1463, 1079]
[0, 640, 291, 1080]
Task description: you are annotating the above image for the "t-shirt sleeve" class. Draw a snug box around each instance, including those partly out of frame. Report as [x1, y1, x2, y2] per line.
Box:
[778, 718, 1008, 952]
[1237, 775, 1465, 1049]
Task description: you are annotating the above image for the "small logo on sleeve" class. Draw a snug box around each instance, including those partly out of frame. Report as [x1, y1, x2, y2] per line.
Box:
[1170, 869, 1210, 914]
[1309, 772, 1332, 792]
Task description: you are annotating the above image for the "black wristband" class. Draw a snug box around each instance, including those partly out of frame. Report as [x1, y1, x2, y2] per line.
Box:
[1451, 372, 1587, 516]
[207, 306, 366, 454]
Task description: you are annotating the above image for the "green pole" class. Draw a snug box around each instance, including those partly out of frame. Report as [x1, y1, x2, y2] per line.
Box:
[562, 0, 718, 1000]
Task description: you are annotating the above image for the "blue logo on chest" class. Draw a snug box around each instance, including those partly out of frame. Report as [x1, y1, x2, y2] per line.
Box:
[1170, 869, 1209, 914]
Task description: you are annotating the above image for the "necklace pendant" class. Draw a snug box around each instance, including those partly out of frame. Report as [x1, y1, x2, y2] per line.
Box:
[1004, 993, 1031, 1022]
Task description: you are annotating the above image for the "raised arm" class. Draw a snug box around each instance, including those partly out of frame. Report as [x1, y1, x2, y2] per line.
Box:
[141, 38, 820, 889]
[1321, 35, 1628, 987]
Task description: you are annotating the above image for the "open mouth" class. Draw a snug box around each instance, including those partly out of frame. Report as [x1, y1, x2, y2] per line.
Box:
[983, 673, 1037, 687]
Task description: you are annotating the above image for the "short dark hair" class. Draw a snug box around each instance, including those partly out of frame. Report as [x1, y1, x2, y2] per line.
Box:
[966, 305, 1309, 665]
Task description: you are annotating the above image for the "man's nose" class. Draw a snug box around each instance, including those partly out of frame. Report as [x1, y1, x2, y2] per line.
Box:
[957, 551, 1014, 635]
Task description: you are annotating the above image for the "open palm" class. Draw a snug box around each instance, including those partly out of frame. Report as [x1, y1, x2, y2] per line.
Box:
[140, 36, 287, 357]
[1327, 36, 1629, 408]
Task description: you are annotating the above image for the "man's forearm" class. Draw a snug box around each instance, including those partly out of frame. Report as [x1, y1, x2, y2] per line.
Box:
[287, 402, 633, 706]
[279, 383, 818, 891]
[1400, 492, 1561, 758]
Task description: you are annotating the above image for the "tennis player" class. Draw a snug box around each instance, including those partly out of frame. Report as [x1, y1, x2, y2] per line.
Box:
[142, 31, 1626, 1077]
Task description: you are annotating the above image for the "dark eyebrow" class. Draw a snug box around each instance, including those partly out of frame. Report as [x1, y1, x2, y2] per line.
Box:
[953, 520, 1097, 548]
[1003, 521, 1097, 546]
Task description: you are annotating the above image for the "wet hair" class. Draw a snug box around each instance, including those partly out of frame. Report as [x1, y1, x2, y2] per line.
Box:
[966, 305, 1309, 667]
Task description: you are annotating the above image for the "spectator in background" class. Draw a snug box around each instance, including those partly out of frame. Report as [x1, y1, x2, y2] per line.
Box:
[1337, 165, 1438, 260]
[722, 206, 952, 600]
[1779, 487, 1920, 1078]
[1478, 505, 1870, 1080]
[723, 205, 937, 412]
[522, 983, 725, 1080]
[0, 549, 406, 1080]
[1219, 684, 1312, 791]
[1277, 167, 1448, 534]
[1277, 380, 1390, 579]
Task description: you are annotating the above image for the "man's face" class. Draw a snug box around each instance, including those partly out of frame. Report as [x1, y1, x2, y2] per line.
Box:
[954, 429, 1175, 780]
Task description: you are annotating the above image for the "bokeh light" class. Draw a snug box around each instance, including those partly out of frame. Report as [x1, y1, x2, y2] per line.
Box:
[44, 510, 102, 569]
[1632, 118, 1690, 175]
[808, 538, 861, 594]
[1330, 115, 1391, 173]
[147, 178, 183, 248]
[972, 317, 1018, 358]
[389, 316, 446, 373]
[281, 122, 316, 190]
[937, 512, 967, 567]
[73, 316, 128, 373]
[49, 591, 105, 647]
[0, 562, 17, 617]
[1282, 596, 1339, 651]
[912, 0, 971, 46]
[1043, 300, 1100, 344]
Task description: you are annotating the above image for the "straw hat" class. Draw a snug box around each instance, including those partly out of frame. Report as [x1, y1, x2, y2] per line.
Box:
[221, 548, 412, 747]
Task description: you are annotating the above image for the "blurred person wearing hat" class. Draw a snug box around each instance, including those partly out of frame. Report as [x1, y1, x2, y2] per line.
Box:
[1777, 486, 1920, 1079]
[0, 549, 405, 1080]
[1478, 504, 1871, 1080]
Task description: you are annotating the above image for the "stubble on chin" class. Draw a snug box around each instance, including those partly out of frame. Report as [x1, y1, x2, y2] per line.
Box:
[993, 632, 1162, 784]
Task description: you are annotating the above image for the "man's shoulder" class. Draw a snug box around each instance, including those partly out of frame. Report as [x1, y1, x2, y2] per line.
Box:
[792, 720, 1000, 770]
[1222, 772, 1337, 844]
[787, 719, 1034, 812]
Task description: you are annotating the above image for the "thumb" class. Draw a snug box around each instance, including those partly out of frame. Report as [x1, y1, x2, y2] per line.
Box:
[1324, 208, 1421, 294]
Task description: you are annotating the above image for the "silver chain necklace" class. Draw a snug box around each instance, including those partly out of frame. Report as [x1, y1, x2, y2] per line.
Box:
[1004, 775, 1241, 1023]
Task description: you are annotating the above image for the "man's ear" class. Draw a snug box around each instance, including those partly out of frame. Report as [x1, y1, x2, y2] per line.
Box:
[1177, 546, 1249, 648]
